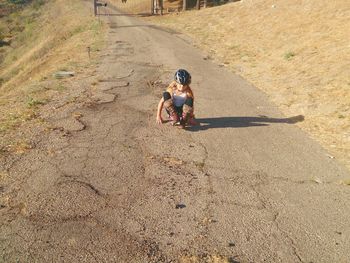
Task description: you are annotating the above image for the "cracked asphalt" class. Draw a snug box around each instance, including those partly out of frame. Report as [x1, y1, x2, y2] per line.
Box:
[1, 7, 350, 263]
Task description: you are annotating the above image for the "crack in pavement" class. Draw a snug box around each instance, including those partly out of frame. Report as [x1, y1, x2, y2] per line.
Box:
[251, 175, 304, 262]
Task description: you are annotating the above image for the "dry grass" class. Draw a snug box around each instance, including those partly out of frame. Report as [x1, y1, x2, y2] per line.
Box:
[146, 0, 350, 171]
[0, 0, 105, 152]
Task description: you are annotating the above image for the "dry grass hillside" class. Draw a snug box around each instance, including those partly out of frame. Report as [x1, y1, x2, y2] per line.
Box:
[146, 0, 350, 171]
[0, 0, 105, 153]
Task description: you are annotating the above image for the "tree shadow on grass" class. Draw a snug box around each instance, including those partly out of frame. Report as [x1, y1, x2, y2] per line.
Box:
[187, 115, 304, 131]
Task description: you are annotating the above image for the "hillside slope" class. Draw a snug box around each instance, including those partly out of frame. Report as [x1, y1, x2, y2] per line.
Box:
[146, 0, 350, 171]
[0, 0, 105, 153]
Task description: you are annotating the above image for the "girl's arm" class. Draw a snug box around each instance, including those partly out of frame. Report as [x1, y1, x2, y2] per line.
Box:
[156, 97, 165, 124]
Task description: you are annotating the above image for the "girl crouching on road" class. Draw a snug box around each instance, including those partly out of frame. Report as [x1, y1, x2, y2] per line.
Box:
[156, 69, 196, 128]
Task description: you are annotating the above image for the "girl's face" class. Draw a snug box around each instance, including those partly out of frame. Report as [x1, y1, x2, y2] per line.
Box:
[175, 82, 187, 92]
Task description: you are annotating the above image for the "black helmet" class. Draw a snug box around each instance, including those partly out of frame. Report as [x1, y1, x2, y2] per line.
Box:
[174, 69, 191, 85]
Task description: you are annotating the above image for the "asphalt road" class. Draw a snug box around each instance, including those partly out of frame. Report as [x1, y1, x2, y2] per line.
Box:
[1, 8, 350, 263]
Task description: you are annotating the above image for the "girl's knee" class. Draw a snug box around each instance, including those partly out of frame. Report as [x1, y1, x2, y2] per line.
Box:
[183, 104, 193, 114]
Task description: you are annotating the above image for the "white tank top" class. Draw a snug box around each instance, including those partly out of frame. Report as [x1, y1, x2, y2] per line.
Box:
[173, 92, 187, 107]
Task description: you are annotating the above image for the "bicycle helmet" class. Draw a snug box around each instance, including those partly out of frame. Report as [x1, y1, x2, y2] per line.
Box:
[174, 69, 191, 85]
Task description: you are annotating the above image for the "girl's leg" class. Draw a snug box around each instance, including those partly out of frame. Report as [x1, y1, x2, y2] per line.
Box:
[181, 98, 194, 126]
[163, 92, 179, 124]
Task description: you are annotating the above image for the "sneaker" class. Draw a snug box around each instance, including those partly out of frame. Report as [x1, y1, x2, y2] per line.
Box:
[179, 118, 186, 129]
[188, 117, 198, 126]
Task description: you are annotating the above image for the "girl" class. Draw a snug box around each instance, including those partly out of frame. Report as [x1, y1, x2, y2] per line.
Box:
[156, 69, 196, 128]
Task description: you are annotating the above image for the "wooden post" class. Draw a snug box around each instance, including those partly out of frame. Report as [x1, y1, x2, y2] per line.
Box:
[183, 0, 186, 11]
[160, 0, 163, 15]
[94, 0, 97, 15]
[204, 0, 207, 8]
[196, 0, 200, 9]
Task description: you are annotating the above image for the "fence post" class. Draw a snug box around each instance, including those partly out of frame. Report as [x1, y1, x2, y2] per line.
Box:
[94, 0, 97, 15]
[183, 0, 187, 11]
[160, 0, 163, 15]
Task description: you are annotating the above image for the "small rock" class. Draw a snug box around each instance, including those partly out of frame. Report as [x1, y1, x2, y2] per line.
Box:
[312, 177, 322, 184]
[72, 112, 83, 119]
[175, 203, 186, 209]
[53, 71, 75, 79]
[228, 242, 235, 247]
[164, 157, 183, 165]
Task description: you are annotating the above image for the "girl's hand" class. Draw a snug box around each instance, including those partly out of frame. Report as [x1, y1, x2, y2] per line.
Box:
[156, 115, 163, 124]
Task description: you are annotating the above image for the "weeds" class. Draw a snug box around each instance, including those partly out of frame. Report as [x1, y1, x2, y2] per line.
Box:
[7, 140, 33, 154]
[341, 179, 350, 186]
[0, 108, 38, 133]
[228, 44, 239, 50]
[27, 97, 46, 108]
[0, 0, 105, 142]
[194, 161, 205, 171]
[284, 51, 295, 60]
[53, 83, 67, 92]
[71, 25, 86, 36]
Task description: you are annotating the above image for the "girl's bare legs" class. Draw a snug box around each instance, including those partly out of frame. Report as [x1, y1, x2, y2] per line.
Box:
[163, 92, 179, 125]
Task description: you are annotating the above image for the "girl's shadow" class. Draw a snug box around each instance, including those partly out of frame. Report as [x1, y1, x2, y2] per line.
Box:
[187, 115, 304, 131]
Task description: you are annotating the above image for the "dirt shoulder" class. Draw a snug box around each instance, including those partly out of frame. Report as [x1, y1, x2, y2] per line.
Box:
[145, 0, 350, 172]
[0, 0, 105, 156]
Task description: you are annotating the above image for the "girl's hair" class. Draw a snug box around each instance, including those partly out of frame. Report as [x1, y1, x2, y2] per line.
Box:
[166, 81, 194, 99]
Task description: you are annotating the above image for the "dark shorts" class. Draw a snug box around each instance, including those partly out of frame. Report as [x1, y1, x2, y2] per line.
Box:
[166, 106, 184, 116]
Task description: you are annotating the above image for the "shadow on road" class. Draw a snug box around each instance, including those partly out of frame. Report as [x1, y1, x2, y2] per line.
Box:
[188, 115, 304, 131]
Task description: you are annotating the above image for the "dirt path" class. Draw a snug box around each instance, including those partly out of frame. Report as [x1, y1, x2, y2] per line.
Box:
[1, 9, 350, 263]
